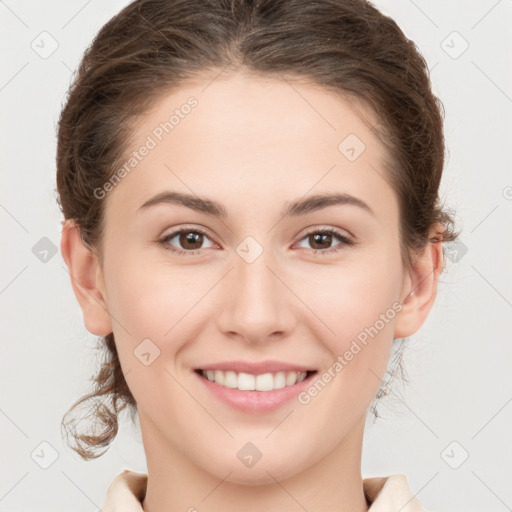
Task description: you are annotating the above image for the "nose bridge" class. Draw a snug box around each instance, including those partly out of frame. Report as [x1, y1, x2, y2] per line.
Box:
[216, 240, 294, 342]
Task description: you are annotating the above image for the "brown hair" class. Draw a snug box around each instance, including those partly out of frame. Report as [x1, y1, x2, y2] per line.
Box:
[56, 0, 459, 460]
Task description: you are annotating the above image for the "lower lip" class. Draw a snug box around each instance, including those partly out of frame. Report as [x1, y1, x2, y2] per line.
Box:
[194, 370, 316, 414]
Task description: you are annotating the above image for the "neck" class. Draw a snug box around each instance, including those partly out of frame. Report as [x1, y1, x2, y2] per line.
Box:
[140, 413, 369, 512]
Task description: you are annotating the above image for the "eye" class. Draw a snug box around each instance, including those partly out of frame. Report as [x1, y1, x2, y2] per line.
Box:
[295, 228, 354, 255]
[158, 226, 354, 257]
[158, 227, 216, 256]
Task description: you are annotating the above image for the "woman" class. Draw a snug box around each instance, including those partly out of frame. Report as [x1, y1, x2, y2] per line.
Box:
[57, 0, 458, 510]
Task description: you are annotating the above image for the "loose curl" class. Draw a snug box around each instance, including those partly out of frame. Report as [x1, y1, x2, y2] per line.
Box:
[56, 0, 459, 460]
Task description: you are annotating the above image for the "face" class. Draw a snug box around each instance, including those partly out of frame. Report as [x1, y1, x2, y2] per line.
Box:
[94, 72, 411, 484]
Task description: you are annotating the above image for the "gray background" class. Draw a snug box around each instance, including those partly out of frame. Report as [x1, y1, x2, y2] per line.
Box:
[1, 1, 511, 511]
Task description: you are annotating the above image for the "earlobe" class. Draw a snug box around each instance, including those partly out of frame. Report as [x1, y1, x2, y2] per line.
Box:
[60, 220, 113, 336]
[394, 239, 444, 339]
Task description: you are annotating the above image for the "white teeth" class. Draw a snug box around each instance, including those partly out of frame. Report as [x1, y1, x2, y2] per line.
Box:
[255, 373, 274, 391]
[297, 372, 307, 383]
[200, 369, 310, 391]
[286, 372, 298, 386]
[238, 372, 255, 390]
[274, 371, 286, 389]
[224, 371, 238, 388]
[214, 370, 224, 386]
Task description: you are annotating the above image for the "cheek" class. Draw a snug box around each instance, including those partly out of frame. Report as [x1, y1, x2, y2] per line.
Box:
[300, 246, 403, 399]
[306, 250, 402, 343]
[103, 250, 215, 351]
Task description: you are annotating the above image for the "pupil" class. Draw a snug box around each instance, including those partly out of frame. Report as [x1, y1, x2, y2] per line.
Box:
[312, 233, 331, 249]
[181, 232, 202, 249]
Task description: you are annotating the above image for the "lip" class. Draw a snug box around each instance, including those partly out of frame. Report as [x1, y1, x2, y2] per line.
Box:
[193, 361, 317, 414]
[197, 360, 315, 374]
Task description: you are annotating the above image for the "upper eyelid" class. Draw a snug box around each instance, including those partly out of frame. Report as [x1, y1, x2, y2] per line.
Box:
[301, 225, 352, 238]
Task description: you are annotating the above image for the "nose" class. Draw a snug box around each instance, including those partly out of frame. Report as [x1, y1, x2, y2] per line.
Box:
[216, 247, 297, 345]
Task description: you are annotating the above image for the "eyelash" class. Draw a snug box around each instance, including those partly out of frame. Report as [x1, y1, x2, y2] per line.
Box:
[157, 226, 355, 257]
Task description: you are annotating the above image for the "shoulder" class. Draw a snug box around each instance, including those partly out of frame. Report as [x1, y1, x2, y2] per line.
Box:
[363, 473, 427, 511]
[101, 469, 148, 512]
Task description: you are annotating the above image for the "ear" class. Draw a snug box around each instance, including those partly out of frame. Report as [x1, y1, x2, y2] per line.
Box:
[394, 232, 444, 339]
[60, 220, 113, 336]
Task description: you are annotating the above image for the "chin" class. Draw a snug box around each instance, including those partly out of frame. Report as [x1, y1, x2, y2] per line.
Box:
[201, 454, 307, 487]
[223, 466, 296, 487]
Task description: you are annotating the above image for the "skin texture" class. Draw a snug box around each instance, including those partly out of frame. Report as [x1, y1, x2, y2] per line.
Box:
[61, 72, 443, 512]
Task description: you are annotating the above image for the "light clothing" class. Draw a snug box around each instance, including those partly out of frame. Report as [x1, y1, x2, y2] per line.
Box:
[101, 469, 426, 511]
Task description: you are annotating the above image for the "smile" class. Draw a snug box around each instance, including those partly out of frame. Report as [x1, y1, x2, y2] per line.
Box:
[197, 369, 314, 391]
[193, 360, 318, 413]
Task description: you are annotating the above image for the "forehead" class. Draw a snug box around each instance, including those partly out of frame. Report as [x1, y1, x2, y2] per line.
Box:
[103, 72, 397, 223]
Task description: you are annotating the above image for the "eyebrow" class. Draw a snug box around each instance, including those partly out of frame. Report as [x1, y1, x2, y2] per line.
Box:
[138, 191, 374, 218]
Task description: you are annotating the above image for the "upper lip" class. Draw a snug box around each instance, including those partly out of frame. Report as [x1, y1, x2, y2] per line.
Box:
[196, 360, 316, 374]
